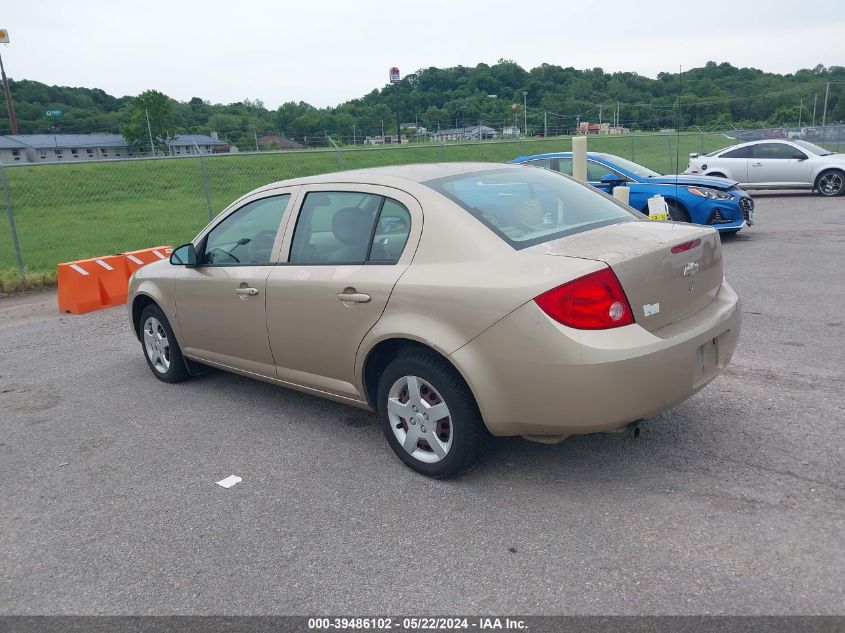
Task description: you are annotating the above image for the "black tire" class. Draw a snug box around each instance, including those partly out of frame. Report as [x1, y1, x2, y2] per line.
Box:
[376, 350, 490, 479]
[815, 169, 845, 197]
[139, 304, 190, 383]
[666, 199, 691, 223]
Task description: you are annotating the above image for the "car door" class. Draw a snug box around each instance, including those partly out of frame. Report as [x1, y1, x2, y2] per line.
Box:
[710, 145, 750, 183]
[265, 185, 422, 399]
[174, 189, 297, 377]
[749, 142, 812, 186]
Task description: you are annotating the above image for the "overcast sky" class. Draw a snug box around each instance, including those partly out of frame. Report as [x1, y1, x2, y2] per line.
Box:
[2, 0, 843, 109]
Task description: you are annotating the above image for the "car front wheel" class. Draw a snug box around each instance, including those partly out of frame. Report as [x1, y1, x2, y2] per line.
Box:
[816, 169, 845, 197]
[377, 351, 489, 478]
[666, 200, 691, 222]
[139, 304, 189, 383]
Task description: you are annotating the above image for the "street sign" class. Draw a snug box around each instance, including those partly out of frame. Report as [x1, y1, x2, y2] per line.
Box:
[389, 67, 400, 84]
[0, 30, 9, 43]
[45, 110, 63, 118]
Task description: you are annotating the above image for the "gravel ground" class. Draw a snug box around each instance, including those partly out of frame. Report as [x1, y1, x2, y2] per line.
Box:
[1, 191, 843, 615]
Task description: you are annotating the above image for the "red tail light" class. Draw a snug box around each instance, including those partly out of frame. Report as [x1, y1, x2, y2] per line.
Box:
[671, 239, 701, 254]
[534, 268, 634, 330]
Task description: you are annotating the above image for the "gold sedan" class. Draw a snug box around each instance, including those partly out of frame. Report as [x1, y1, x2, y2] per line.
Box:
[128, 163, 741, 478]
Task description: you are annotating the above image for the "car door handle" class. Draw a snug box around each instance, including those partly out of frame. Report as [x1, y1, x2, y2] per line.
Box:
[751, 162, 763, 167]
[236, 287, 260, 296]
[337, 291, 371, 303]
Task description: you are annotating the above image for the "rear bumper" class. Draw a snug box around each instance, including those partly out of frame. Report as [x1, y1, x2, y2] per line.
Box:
[451, 282, 741, 437]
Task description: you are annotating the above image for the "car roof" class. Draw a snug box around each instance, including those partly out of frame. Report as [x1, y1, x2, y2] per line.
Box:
[253, 162, 522, 193]
[514, 151, 618, 161]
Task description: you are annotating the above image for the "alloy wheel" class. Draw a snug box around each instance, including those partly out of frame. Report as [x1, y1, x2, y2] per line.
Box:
[819, 172, 843, 196]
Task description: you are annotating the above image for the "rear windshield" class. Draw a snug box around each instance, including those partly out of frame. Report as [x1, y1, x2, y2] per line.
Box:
[424, 167, 636, 249]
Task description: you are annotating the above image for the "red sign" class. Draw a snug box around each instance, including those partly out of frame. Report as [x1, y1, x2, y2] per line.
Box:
[389, 67, 400, 84]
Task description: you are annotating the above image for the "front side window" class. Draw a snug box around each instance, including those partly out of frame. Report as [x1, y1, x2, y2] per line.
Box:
[201, 194, 290, 265]
[425, 168, 636, 249]
[587, 160, 626, 182]
[753, 143, 803, 160]
[289, 191, 411, 264]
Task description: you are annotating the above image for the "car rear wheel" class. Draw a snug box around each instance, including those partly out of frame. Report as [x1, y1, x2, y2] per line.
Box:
[816, 169, 845, 197]
[666, 200, 691, 223]
[377, 351, 489, 478]
[139, 304, 189, 383]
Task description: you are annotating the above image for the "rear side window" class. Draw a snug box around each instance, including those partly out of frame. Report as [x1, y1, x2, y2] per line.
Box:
[425, 168, 635, 249]
[720, 146, 750, 159]
[556, 158, 573, 176]
[523, 158, 553, 169]
[290, 191, 411, 264]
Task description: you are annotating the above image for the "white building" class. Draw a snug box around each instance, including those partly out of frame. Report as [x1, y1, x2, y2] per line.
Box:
[0, 134, 226, 164]
[431, 125, 498, 142]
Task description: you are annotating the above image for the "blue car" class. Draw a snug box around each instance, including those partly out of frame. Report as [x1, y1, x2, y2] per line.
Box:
[509, 152, 755, 234]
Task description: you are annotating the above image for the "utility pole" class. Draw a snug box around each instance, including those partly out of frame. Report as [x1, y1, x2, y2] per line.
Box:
[252, 126, 259, 152]
[544, 111, 548, 138]
[822, 82, 830, 127]
[145, 108, 155, 156]
[812, 93, 818, 126]
[394, 82, 401, 143]
[798, 98, 803, 129]
[522, 91, 528, 137]
[0, 44, 19, 134]
[598, 104, 603, 126]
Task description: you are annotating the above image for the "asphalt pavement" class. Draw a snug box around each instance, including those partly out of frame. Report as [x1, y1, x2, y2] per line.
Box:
[1, 191, 843, 615]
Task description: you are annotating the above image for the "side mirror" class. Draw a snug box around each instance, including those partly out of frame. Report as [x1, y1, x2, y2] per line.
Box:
[170, 243, 197, 267]
[600, 173, 626, 187]
[793, 154, 807, 160]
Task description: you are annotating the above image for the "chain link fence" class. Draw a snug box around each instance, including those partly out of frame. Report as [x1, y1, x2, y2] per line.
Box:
[1, 128, 842, 288]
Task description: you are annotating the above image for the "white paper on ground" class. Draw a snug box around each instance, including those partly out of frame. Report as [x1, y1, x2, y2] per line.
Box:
[216, 475, 242, 488]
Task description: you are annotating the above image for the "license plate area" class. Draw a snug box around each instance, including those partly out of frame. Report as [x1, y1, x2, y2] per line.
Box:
[693, 334, 722, 387]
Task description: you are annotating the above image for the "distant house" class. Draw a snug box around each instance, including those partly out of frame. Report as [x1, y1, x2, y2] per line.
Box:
[501, 126, 520, 137]
[577, 122, 611, 135]
[364, 134, 409, 145]
[0, 133, 227, 164]
[431, 125, 497, 142]
[167, 134, 228, 156]
[257, 134, 305, 150]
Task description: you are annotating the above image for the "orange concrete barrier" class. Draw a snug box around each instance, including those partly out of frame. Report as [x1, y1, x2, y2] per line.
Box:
[57, 245, 172, 314]
[57, 255, 129, 314]
[123, 245, 172, 279]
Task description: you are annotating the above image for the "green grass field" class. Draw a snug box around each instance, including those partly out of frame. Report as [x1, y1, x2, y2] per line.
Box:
[1, 132, 730, 279]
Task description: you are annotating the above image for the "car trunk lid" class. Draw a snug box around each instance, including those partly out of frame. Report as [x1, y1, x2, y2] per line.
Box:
[524, 220, 723, 332]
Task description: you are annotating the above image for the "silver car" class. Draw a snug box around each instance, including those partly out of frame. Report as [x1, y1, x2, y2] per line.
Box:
[686, 139, 845, 196]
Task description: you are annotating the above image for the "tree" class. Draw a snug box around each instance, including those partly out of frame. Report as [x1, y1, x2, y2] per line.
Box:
[120, 90, 175, 154]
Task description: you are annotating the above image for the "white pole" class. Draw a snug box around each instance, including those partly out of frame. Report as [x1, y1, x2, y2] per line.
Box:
[612, 186, 630, 205]
[572, 135, 587, 183]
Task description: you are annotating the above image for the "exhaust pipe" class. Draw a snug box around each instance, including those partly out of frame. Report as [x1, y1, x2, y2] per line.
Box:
[627, 421, 642, 439]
